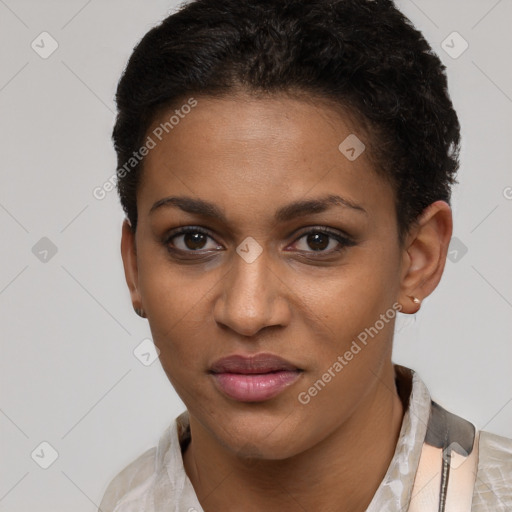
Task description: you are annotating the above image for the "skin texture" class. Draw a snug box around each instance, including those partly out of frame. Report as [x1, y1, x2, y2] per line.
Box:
[120, 92, 453, 512]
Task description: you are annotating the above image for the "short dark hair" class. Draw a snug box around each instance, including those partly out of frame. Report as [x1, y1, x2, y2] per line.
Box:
[113, 0, 460, 247]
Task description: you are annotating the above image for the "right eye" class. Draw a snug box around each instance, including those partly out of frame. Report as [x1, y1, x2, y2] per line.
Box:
[163, 226, 223, 253]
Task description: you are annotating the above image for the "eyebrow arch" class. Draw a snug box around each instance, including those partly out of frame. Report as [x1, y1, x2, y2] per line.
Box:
[149, 194, 367, 222]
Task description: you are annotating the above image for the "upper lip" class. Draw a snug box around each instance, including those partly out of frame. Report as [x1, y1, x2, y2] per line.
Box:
[209, 353, 301, 374]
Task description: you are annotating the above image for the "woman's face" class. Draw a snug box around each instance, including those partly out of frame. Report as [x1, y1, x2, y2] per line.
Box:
[122, 93, 409, 459]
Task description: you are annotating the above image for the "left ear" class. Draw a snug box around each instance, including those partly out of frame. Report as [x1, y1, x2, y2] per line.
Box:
[398, 200, 453, 314]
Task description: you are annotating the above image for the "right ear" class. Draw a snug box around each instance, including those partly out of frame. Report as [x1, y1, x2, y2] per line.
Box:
[120, 218, 143, 311]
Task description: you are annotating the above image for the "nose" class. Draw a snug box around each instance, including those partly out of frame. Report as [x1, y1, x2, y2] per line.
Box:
[213, 247, 291, 338]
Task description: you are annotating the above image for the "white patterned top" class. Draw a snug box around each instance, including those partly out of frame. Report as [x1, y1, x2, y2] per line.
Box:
[98, 367, 512, 511]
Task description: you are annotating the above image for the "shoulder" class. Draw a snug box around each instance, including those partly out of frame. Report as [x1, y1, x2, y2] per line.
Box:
[472, 430, 512, 511]
[97, 413, 190, 512]
[97, 446, 157, 512]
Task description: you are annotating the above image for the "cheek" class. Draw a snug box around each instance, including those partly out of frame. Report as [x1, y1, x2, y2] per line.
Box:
[138, 249, 206, 322]
[298, 249, 399, 381]
[307, 256, 391, 327]
[138, 263, 212, 369]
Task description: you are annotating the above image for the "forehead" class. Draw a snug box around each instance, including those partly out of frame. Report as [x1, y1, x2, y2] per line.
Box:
[137, 93, 394, 227]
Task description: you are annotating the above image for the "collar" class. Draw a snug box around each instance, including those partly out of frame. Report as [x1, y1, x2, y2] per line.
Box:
[365, 365, 432, 511]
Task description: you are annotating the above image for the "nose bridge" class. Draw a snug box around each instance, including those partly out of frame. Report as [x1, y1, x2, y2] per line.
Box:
[215, 242, 286, 336]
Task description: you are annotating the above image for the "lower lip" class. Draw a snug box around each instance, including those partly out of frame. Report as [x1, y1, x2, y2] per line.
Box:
[211, 370, 302, 402]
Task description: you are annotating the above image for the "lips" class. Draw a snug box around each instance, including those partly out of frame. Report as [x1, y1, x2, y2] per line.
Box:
[209, 353, 303, 402]
[210, 354, 300, 374]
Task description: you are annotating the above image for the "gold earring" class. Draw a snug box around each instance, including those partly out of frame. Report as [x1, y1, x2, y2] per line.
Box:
[134, 307, 147, 318]
[408, 295, 421, 305]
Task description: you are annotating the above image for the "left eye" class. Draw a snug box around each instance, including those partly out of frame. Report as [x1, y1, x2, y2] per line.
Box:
[291, 229, 354, 253]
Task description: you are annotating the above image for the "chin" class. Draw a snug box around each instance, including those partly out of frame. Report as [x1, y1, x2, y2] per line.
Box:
[229, 437, 301, 461]
[211, 413, 309, 461]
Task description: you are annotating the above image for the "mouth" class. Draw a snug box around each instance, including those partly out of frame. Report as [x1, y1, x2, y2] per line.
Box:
[209, 353, 304, 402]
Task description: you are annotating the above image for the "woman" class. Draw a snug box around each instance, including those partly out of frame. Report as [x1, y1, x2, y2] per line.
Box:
[99, 0, 511, 510]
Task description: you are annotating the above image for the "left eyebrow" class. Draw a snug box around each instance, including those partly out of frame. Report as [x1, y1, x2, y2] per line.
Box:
[149, 194, 367, 222]
[274, 194, 367, 222]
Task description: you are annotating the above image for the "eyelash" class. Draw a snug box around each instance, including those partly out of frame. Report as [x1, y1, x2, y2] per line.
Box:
[162, 225, 356, 258]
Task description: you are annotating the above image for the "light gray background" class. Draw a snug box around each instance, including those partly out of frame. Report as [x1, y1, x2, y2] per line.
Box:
[1, 0, 511, 510]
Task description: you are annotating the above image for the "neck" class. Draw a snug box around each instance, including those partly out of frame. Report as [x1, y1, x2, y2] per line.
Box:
[183, 364, 405, 512]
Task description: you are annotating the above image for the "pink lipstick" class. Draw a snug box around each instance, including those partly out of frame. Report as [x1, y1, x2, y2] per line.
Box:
[209, 353, 303, 402]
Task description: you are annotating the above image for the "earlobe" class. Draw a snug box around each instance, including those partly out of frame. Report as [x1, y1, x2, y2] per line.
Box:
[398, 200, 453, 314]
[120, 218, 143, 312]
